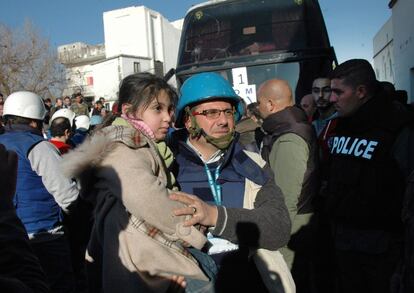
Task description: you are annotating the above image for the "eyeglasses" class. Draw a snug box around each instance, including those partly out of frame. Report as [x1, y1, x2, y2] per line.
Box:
[192, 108, 235, 119]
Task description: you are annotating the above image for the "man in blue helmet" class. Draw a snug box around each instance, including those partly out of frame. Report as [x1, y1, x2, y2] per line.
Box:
[168, 72, 293, 293]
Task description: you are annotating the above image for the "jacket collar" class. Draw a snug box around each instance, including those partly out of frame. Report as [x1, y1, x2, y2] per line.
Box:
[4, 124, 43, 137]
[262, 105, 308, 135]
[175, 130, 239, 168]
[174, 130, 268, 186]
[336, 92, 414, 134]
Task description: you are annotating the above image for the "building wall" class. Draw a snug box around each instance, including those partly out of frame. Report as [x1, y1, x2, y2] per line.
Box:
[93, 56, 153, 101]
[63, 64, 95, 97]
[390, 0, 414, 102]
[92, 59, 120, 101]
[162, 17, 182, 79]
[373, 18, 394, 84]
[103, 6, 181, 80]
[104, 7, 150, 59]
[120, 56, 152, 78]
[59, 5, 182, 100]
[58, 42, 105, 65]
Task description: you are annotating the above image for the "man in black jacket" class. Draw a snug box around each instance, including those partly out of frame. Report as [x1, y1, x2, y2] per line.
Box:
[327, 59, 413, 293]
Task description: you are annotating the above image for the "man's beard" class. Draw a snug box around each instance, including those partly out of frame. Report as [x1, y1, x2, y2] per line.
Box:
[316, 100, 332, 111]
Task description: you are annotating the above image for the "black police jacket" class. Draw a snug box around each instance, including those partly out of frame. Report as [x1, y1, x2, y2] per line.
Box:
[326, 92, 414, 233]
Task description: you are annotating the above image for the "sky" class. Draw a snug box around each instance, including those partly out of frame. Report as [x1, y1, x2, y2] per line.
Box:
[0, 0, 391, 63]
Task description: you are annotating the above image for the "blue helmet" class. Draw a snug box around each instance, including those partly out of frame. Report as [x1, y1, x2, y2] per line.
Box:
[175, 72, 244, 127]
[90, 115, 103, 126]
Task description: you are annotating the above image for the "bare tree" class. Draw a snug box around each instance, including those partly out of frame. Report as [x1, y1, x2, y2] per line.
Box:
[0, 21, 66, 99]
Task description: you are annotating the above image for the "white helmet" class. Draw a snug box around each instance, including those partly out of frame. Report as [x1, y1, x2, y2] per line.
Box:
[3, 91, 47, 120]
[50, 108, 76, 127]
[75, 115, 90, 130]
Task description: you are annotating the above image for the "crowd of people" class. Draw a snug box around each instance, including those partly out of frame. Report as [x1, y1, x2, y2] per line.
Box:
[0, 58, 414, 293]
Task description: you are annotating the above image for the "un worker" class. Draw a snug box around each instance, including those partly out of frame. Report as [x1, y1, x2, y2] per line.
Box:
[326, 59, 413, 293]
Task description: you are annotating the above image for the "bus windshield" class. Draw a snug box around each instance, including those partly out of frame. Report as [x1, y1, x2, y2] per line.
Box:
[179, 0, 331, 65]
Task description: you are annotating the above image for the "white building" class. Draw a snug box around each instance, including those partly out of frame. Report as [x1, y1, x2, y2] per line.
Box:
[58, 6, 182, 105]
[373, 18, 394, 84]
[373, 0, 414, 102]
[58, 42, 106, 100]
[388, 0, 414, 102]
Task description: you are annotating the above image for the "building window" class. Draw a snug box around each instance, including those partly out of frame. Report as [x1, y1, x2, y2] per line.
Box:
[134, 62, 140, 73]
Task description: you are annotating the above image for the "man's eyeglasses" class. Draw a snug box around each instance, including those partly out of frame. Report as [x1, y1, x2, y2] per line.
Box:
[192, 108, 235, 119]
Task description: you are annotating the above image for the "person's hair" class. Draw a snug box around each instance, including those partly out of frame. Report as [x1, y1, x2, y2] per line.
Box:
[55, 97, 63, 103]
[4, 115, 43, 132]
[4, 115, 32, 125]
[64, 96, 71, 101]
[95, 73, 177, 131]
[395, 90, 408, 104]
[118, 72, 178, 116]
[95, 100, 103, 106]
[246, 102, 261, 120]
[112, 101, 119, 114]
[50, 117, 71, 137]
[330, 59, 379, 95]
[380, 81, 395, 94]
[73, 93, 83, 102]
[239, 98, 247, 117]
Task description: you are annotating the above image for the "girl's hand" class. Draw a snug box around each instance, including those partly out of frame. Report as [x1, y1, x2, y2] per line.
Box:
[166, 275, 186, 293]
[170, 192, 218, 227]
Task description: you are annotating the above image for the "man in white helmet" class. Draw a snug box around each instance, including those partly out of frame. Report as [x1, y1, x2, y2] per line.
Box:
[71, 115, 90, 146]
[49, 109, 76, 154]
[0, 91, 79, 292]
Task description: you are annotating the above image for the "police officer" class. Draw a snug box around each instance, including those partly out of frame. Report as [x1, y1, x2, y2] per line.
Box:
[0, 91, 79, 293]
[326, 59, 413, 293]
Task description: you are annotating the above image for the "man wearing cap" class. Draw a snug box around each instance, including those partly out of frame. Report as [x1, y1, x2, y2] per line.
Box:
[168, 73, 292, 293]
[0, 91, 79, 292]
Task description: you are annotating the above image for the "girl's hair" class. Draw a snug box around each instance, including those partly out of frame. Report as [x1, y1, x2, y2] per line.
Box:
[119, 72, 177, 116]
[96, 73, 177, 130]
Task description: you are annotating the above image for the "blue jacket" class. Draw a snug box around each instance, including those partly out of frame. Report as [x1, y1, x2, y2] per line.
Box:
[70, 129, 88, 146]
[0, 127, 61, 234]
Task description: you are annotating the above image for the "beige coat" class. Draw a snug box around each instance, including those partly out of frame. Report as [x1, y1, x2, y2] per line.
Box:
[62, 124, 208, 292]
[243, 151, 296, 293]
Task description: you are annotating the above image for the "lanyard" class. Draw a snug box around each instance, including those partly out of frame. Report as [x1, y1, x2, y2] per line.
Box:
[204, 164, 222, 206]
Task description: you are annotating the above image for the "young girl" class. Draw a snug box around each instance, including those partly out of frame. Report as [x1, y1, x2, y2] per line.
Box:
[62, 73, 215, 292]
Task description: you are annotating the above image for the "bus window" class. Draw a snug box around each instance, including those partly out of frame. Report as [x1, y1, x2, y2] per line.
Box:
[179, 0, 331, 65]
[179, 57, 332, 103]
[176, 0, 337, 103]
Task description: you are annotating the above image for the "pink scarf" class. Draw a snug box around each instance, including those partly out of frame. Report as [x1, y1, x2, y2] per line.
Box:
[121, 114, 155, 140]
